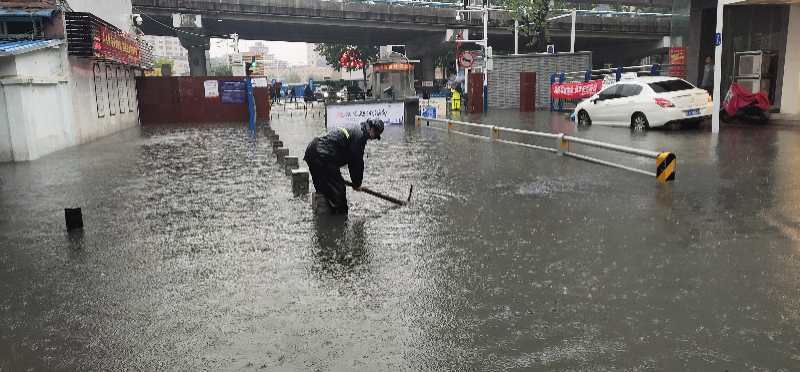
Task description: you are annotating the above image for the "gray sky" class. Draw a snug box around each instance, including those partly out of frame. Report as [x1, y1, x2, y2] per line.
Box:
[210, 39, 309, 65]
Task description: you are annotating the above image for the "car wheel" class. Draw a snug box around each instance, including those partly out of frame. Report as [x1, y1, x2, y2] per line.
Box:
[631, 113, 649, 132]
[578, 110, 592, 126]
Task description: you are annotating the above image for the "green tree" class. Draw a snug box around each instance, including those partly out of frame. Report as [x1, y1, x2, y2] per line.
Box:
[498, 0, 563, 51]
[153, 57, 173, 68]
[313, 43, 379, 82]
[210, 64, 232, 76]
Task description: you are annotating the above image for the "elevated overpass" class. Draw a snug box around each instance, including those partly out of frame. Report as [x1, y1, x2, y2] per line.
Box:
[132, 0, 672, 75]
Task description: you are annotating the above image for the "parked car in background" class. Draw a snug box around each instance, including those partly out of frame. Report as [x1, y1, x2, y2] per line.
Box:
[336, 87, 348, 101]
[574, 76, 713, 130]
[314, 86, 332, 101]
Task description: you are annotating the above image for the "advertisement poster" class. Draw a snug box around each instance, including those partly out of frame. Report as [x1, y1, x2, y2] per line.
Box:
[669, 47, 687, 78]
[326, 102, 405, 126]
[251, 77, 269, 88]
[203, 80, 219, 98]
[420, 97, 447, 118]
[550, 80, 604, 100]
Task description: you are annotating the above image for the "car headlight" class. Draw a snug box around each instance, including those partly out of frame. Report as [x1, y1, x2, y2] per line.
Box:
[323, 93, 328, 97]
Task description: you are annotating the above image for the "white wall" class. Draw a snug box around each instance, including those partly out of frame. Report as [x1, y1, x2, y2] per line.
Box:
[0, 47, 73, 161]
[780, 4, 800, 115]
[68, 58, 139, 145]
[67, 0, 134, 33]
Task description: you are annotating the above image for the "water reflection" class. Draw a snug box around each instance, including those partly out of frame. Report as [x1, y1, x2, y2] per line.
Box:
[310, 215, 370, 278]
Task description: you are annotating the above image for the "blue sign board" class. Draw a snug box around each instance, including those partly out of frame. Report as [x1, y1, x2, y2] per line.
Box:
[714, 33, 722, 46]
[220, 80, 246, 104]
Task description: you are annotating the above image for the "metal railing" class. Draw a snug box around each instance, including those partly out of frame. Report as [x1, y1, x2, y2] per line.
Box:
[415, 116, 676, 182]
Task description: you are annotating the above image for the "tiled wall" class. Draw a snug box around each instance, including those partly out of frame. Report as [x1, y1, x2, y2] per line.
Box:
[488, 52, 592, 110]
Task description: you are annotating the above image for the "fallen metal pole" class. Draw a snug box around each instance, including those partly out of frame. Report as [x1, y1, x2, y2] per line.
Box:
[417, 116, 676, 182]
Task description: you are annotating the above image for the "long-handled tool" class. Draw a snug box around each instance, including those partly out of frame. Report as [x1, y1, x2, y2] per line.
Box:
[344, 180, 413, 206]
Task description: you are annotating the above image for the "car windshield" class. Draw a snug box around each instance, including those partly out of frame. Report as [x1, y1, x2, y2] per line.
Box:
[648, 79, 695, 93]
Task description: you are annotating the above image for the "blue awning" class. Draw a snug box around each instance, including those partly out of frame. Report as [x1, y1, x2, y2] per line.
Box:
[0, 9, 56, 17]
[0, 39, 63, 57]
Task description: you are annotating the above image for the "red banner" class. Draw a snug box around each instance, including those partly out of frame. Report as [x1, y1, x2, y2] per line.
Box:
[93, 25, 140, 66]
[550, 80, 604, 100]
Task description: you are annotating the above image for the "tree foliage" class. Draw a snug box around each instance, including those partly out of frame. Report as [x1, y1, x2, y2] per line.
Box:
[313, 43, 379, 73]
[497, 0, 563, 51]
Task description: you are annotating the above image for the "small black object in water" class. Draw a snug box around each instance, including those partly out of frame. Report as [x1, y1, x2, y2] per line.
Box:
[65, 208, 83, 231]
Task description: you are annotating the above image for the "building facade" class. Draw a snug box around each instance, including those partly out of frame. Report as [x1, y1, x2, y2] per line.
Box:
[688, 0, 799, 116]
[0, 0, 151, 162]
[143, 35, 189, 75]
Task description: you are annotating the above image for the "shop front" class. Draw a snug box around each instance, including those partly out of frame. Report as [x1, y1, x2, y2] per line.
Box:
[0, 4, 152, 162]
[691, 0, 799, 121]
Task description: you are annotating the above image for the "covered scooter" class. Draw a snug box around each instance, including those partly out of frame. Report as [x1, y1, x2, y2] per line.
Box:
[721, 83, 770, 124]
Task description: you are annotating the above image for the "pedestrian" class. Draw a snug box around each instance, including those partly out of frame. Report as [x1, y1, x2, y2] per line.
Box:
[303, 119, 385, 214]
[290, 88, 296, 103]
[700, 56, 714, 94]
[304, 84, 314, 102]
[450, 85, 461, 111]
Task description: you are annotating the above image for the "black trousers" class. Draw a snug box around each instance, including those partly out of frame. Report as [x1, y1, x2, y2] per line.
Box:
[304, 143, 348, 213]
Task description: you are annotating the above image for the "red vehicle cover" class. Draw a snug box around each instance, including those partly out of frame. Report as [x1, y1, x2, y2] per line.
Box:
[724, 83, 770, 116]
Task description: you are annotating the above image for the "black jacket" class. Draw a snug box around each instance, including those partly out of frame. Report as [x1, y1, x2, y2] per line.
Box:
[308, 122, 369, 187]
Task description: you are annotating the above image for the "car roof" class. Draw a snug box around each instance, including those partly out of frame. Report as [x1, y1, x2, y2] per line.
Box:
[619, 76, 685, 84]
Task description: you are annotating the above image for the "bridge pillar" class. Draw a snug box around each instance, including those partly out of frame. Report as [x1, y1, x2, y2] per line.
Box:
[421, 54, 435, 82]
[179, 34, 210, 76]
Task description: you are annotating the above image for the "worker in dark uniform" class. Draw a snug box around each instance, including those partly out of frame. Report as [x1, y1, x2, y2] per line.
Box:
[303, 119, 384, 214]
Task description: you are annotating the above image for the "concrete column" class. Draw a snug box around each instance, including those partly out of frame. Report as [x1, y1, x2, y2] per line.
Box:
[780, 4, 800, 115]
[291, 169, 309, 196]
[275, 147, 289, 163]
[284, 156, 299, 175]
[179, 35, 210, 77]
[421, 54, 435, 82]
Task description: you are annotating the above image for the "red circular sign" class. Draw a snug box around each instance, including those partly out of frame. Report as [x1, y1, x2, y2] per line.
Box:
[458, 52, 474, 68]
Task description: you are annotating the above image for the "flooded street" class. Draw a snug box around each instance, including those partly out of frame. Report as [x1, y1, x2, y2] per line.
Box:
[2, 106, 800, 370]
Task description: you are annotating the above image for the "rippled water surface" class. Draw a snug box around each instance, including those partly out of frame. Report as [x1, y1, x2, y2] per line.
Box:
[2, 106, 800, 370]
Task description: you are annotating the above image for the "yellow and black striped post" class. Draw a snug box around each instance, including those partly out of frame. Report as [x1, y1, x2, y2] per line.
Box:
[656, 152, 676, 182]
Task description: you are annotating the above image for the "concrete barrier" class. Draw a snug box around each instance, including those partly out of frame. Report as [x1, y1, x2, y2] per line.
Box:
[284, 156, 299, 175]
[275, 148, 289, 163]
[291, 169, 309, 196]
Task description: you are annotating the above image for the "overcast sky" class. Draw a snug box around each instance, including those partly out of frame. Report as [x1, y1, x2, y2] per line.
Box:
[210, 39, 310, 65]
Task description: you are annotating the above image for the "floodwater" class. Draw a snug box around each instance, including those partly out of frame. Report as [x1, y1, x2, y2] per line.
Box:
[1, 104, 800, 371]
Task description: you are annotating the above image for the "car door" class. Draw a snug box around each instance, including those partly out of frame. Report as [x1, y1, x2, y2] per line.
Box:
[590, 85, 622, 124]
[605, 84, 644, 125]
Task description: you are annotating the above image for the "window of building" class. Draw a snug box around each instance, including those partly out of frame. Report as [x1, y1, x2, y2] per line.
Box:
[93, 63, 107, 118]
[0, 18, 43, 38]
[106, 65, 117, 116]
[128, 69, 136, 113]
[117, 67, 127, 114]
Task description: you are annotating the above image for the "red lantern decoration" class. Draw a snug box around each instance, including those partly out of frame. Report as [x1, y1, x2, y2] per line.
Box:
[339, 48, 364, 71]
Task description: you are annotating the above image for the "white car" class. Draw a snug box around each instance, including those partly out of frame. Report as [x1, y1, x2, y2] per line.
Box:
[574, 76, 713, 130]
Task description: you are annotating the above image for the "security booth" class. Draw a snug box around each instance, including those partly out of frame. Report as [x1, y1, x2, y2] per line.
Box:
[370, 55, 416, 100]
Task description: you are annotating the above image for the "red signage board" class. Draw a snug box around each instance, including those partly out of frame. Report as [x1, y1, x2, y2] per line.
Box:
[550, 80, 604, 100]
[373, 63, 413, 73]
[93, 25, 141, 66]
[669, 47, 687, 78]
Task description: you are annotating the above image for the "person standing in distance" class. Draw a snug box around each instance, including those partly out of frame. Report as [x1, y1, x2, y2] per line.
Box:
[303, 119, 384, 214]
